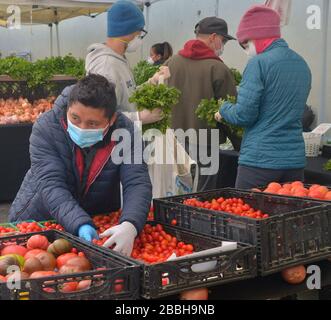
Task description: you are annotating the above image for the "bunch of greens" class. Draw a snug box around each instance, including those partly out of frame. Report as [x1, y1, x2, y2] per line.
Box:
[196, 95, 244, 138]
[133, 61, 160, 86]
[230, 68, 243, 86]
[0, 55, 85, 90]
[324, 159, 331, 172]
[129, 83, 180, 134]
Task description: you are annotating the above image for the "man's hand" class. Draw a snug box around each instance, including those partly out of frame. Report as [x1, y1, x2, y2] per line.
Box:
[78, 224, 99, 242]
[100, 222, 137, 257]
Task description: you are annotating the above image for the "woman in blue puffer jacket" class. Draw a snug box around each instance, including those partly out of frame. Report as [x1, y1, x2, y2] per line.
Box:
[216, 5, 312, 189]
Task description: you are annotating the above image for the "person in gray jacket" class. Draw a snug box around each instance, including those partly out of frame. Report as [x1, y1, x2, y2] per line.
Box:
[86, 0, 163, 125]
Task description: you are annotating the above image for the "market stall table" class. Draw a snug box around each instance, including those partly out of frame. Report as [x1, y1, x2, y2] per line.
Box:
[162, 260, 331, 300]
[207, 260, 331, 300]
[0, 75, 77, 201]
[304, 156, 331, 185]
[218, 150, 331, 188]
[0, 123, 32, 202]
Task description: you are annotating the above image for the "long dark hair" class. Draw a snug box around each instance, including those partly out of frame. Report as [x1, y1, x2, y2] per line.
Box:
[151, 42, 173, 63]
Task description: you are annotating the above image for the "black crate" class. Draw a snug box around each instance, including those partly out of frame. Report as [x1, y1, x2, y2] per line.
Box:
[153, 188, 331, 276]
[96, 222, 257, 299]
[0, 230, 140, 300]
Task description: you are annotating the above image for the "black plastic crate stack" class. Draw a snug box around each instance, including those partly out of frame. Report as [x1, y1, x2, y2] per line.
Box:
[95, 221, 257, 299]
[153, 188, 331, 276]
[0, 230, 140, 300]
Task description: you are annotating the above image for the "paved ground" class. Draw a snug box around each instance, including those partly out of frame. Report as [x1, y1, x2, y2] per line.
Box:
[0, 202, 10, 223]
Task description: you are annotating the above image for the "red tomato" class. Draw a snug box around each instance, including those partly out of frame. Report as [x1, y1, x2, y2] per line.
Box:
[27, 235, 50, 250]
[171, 219, 177, 226]
[24, 249, 46, 260]
[59, 281, 78, 293]
[1, 245, 28, 257]
[56, 253, 78, 269]
[180, 288, 209, 300]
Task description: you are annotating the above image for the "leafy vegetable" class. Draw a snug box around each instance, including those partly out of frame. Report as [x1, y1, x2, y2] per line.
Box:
[129, 83, 180, 134]
[230, 68, 242, 86]
[324, 159, 331, 172]
[0, 55, 85, 90]
[196, 96, 244, 138]
[133, 61, 160, 86]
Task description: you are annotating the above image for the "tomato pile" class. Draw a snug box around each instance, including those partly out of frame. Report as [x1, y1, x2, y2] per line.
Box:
[0, 225, 17, 235]
[258, 181, 331, 201]
[131, 224, 194, 264]
[0, 234, 119, 294]
[92, 237, 110, 246]
[183, 197, 269, 219]
[16, 222, 43, 233]
[92, 211, 121, 234]
[41, 222, 65, 231]
[0, 97, 55, 125]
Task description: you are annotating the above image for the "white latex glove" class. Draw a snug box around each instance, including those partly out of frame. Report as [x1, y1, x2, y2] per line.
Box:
[215, 112, 223, 123]
[139, 108, 164, 125]
[100, 222, 137, 257]
[148, 66, 171, 85]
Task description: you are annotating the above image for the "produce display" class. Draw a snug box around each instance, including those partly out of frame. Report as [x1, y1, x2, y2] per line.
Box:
[0, 234, 103, 294]
[93, 221, 195, 264]
[0, 225, 17, 236]
[183, 197, 270, 219]
[15, 221, 43, 233]
[92, 211, 194, 265]
[129, 83, 181, 134]
[258, 181, 331, 201]
[0, 55, 85, 90]
[133, 60, 160, 86]
[131, 223, 194, 264]
[92, 211, 121, 234]
[196, 96, 244, 138]
[40, 221, 65, 232]
[0, 96, 55, 125]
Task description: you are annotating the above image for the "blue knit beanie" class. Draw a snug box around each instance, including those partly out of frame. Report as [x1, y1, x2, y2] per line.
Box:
[107, 1, 145, 37]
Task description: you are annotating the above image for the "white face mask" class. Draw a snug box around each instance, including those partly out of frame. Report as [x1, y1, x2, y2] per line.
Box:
[215, 42, 224, 57]
[147, 57, 154, 65]
[126, 36, 143, 53]
[213, 38, 224, 57]
[245, 41, 257, 58]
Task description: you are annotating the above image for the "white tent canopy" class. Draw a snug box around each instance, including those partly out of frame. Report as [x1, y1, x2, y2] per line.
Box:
[0, 0, 119, 55]
[0, 0, 117, 26]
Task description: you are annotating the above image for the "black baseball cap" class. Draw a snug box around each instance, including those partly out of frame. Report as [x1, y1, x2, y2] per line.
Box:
[194, 17, 236, 41]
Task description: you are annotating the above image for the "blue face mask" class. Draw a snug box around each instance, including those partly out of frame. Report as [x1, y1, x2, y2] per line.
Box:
[67, 118, 109, 148]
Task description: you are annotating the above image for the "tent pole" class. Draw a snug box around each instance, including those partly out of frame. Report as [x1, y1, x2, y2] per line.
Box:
[49, 23, 53, 57]
[215, 0, 220, 16]
[142, 2, 151, 60]
[55, 22, 61, 56]
[319, 0, 330, 124]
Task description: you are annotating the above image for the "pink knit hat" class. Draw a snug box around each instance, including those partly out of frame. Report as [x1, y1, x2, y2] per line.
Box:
[236, 5, 281, 43]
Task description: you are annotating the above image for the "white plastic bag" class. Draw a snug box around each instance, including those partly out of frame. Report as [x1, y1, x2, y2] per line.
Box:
[265, 0, 292, 26]
[147, 130, 198, 199]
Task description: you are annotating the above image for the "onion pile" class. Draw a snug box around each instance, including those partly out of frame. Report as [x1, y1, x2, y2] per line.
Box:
[0, 96, 55, 125]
